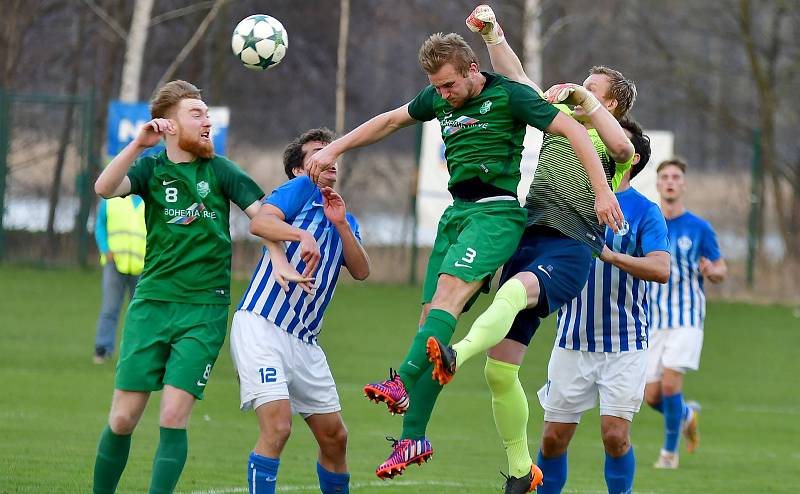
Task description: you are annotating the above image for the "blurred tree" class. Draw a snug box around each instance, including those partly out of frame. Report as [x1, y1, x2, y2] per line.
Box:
[630, 0, 800, 259]
[120, 0, 154, 102]
[45, 9, 88, 259]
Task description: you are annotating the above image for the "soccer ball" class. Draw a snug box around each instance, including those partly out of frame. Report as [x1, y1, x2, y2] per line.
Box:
[231, 14, 288, 71]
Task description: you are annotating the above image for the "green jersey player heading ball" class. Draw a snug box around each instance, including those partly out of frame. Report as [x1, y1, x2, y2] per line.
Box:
[91, 80, 265, 494]
[308, 32, 623, 480]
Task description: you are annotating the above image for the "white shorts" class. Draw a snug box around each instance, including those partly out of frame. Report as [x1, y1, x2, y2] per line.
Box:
[230, 310, 341, 415]
[537, 347, 648, 423]
[645, 326, 704, 382]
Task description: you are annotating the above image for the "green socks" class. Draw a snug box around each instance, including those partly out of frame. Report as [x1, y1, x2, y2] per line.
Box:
[397, 309, 457, 386]
[93, 425, 188, 494]
[484, 357, 532, 478]
[401, 364, 444, 440]
[149, 427, 188, 494]
[93, 425, 132, 494]
[453, 279, 528, 368]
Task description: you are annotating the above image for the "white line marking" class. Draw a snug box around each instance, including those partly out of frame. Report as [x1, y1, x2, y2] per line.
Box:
[178, 479, 496, 494]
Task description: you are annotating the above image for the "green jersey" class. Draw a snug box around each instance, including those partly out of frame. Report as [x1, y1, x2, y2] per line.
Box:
[525, 105, 633, 254]
[408, 72, 559, 197]
[126, 151, 264, 305]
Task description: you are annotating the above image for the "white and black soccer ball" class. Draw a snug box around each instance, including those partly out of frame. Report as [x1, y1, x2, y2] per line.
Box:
[231, 14, 288, 71]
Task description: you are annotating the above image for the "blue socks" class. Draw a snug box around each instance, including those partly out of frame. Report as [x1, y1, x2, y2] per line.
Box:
[536, 450, 567, 494]
[317, 462, 350, 494]
[535, 447, 635, 494]
[662, 392, 686, 453]
[247, 454, 349, 494]
[604, 447, 635, 494]
[248, 452, 279, 494]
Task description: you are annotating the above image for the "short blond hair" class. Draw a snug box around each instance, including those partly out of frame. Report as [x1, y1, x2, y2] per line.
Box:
[590, 66, 636, 119]
[150, 80, 202, 119]
[418, 33, 479, 76]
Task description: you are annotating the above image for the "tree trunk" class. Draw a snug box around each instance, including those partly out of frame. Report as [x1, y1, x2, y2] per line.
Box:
[44, 9, 85, 260]
[90, 0, 127, 180]
[786, 165, 800, 259]
[522, 0, 542, 86]
[119, 0, 154, 102]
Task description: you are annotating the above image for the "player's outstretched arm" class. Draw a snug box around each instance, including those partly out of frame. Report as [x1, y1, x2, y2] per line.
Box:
[584, 105, 634, 164]
[308, 105, 417, 183]
[250, 203, 321, 277]
[545, 83, 633, 163]
[321, 187, 370, 280]
[545, 112, 624, 232]
[466, 4, 543, 92]
[600, 248, 670, 283]
[95, 118, 172, 198]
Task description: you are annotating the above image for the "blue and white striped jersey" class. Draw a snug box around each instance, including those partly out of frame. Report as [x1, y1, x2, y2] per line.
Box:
[237, 176, 361, 344]
[556, 188, 669, 352]
[648, 211, 720, 331]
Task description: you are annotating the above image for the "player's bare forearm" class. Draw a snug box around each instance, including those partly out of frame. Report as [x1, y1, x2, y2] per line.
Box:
[486, 41, 542, 92]
[585, 107, 634, 164]
[95, 140, 144, 198]
[330, 106, 416, 156]
[249, 205, 307, 243]
[602, 249, 670, 283]
[310, 106, 416, 183]
[264, 239, 288, 262]
[251, 215, 307, 243]
[335, 221, 370, 280]
[251, 204, 321, 277]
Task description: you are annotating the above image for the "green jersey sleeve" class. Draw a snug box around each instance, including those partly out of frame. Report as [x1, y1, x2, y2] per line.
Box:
[610, 150, 635, 191]
[126, 156, 155, 198]
[212, 157, 265, 211]
[505, 80, 560, 131]
[407, 85, 437, 122]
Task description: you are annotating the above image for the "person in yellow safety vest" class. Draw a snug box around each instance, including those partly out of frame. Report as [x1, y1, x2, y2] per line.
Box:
[93, 195, 146, 364]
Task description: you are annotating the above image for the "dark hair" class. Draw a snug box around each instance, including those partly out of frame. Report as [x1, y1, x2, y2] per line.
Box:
[657, 157, 687, 174]
[619, 117, 651, 180]
[419, 32, 479, 76]
[150, 80, 202, 119]
[282, 128, 335, 179]
[590, 66, 636, 119]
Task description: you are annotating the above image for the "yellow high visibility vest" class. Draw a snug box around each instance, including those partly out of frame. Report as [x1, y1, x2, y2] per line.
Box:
[101, 196, 146, 275]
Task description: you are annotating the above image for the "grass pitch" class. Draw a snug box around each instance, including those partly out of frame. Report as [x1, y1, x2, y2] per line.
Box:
[1, 265, 798, 493]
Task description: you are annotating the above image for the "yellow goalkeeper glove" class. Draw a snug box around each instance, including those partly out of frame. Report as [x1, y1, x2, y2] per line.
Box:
[544, 83, 601, 115]
[466, 5, 505, 45]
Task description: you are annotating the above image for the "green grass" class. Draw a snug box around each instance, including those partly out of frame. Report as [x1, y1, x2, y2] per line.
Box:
[1, 265, 798, 493]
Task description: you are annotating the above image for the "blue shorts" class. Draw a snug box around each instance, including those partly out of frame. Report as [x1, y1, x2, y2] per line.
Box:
[499, 226, 593, 346]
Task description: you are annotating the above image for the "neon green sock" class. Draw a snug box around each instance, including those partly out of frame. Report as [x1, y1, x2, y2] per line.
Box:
[149, 427, 188, 494]
[452, 279, 527, 368]
[484, 357, 532, 478]
[93, 425, 132, 494]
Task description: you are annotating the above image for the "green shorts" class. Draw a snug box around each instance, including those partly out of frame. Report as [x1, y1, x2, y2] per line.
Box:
[115, 299, 229, 399]
[422, 199, 527, 311]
